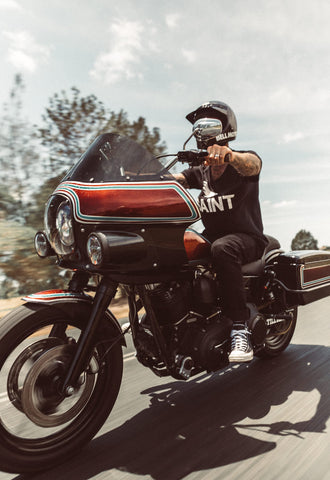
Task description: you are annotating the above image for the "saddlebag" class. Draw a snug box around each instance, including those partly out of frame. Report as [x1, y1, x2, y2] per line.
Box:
[270, 250, 330, 306]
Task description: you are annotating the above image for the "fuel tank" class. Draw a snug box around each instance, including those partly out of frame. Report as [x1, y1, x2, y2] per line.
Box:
[184, 229, 211, 261]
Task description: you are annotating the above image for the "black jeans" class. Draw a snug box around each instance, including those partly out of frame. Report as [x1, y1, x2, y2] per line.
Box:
[210, 233, 265, 325]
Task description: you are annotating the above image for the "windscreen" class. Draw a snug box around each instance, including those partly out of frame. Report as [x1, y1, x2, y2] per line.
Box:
[62, 133, 170, 183]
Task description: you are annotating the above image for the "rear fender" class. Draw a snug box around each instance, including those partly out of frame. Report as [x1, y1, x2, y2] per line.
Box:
[22, 289, 126, 346]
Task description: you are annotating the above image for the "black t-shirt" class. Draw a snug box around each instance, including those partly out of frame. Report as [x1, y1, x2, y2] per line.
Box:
[182, 151, 267, 246]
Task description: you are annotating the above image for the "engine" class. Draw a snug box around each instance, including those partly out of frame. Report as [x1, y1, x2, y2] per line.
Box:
[138, 269, 233, 378]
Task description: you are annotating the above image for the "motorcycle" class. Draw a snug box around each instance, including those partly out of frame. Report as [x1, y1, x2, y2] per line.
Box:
[0, 125, 330, 474]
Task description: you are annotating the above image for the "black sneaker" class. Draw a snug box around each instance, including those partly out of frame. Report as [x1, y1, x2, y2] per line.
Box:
[228, 328, 253, 363]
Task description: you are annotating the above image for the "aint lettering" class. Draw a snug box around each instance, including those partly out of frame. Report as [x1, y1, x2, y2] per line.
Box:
[198, 194, 235, 213]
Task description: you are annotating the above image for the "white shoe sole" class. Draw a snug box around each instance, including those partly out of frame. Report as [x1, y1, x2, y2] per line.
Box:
[229, 351, 253, 363]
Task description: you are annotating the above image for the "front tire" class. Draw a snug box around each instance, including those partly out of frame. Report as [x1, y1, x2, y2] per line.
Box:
[0, 302, 123, 474]
[256, 307, 297, 358]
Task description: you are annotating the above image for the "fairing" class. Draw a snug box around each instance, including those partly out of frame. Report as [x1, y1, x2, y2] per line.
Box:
[63, 133, 167, 183]
[44, 133, 203, 272]
[54, 134, 200, 225]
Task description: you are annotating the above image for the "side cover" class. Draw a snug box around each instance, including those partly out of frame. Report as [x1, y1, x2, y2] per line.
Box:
[271, 250, 330, 305]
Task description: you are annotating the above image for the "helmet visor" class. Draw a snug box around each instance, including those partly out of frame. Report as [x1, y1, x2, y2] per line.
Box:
[192, 118, 222, 144]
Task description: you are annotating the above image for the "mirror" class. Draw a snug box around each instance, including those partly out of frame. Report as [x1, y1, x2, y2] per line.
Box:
[192, 118, 222, 144]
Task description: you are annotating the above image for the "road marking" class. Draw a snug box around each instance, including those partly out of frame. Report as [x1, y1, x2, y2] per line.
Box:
[124, 352, 136, 361]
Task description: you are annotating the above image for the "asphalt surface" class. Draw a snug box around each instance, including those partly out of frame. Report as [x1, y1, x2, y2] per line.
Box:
[1, 297, 329, 480]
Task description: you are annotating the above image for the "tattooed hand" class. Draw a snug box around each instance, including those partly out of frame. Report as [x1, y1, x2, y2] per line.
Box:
[206, 144, 261, 177]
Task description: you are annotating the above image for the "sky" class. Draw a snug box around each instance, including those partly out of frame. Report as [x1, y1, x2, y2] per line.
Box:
[0, 0, 330, 250]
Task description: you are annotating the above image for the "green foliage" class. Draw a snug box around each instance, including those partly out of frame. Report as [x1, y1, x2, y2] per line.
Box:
[0, 74, 42, 221]
[0, 188, 20, 219]
[26, 174, 63, 230]
[28, 86, 167, 228]
[0, 219, 70, 298]
[1, 78, 167, 297]
[291, 229, 318, 250]
[38, 87, 166, 176]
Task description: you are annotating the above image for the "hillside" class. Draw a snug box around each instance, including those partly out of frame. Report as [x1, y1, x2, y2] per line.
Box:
[0, 218, 36, 255]
[0, 218, 63, 298]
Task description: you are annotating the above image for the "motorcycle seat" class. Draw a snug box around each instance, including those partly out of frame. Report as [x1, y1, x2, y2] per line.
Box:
[242, 235, 282, 276]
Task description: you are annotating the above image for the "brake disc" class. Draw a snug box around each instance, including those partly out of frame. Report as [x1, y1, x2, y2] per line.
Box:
[21, 344, 95, 428]
[7, 338, 65, 413]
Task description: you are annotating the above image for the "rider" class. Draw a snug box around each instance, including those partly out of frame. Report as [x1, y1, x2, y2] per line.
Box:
[174, 101, 267, 362]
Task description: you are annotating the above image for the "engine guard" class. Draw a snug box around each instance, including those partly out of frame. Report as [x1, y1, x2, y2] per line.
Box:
[22, 289, 126, 346]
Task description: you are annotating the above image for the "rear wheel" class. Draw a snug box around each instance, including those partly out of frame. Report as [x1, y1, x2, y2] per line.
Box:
[256, 307, 297, 358]
[0, 302, 123, 474]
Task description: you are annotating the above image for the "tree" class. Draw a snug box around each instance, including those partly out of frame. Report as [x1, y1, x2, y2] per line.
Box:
[27, 87, 167, 228]
[0, 218, 70, 298]
[0, 74, 42, 221]
[291, 229, 318, 250]
[39, 87, 166, 177]
[0, 190, 20, 220]
[26, 174, 63, 229]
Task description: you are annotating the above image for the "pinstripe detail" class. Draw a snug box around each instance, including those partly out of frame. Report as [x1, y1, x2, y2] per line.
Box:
[23, 290, 91, 303]
[54, 181, 201, 224]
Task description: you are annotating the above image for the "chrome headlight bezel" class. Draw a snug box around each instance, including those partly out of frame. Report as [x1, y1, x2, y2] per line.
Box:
[87, 234, 104, 266]
[34, 231, 54, 258]
[44, 195, 76, 256]
[56, 201, 75, 247]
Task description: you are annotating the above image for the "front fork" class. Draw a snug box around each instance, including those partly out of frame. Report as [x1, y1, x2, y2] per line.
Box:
[61, 277, 118, 396]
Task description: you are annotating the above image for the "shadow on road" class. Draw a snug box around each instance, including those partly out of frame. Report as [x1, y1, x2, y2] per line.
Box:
[19, 344, 329, 480]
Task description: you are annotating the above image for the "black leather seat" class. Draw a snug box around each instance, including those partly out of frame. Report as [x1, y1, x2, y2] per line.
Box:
[242, 235, 282, 276]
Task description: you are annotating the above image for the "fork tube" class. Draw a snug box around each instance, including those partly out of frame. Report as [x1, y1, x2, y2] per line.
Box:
[61, 278, 118, 394]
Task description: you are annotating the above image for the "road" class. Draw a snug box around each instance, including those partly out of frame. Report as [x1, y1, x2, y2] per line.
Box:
[1, 297, 329, 480]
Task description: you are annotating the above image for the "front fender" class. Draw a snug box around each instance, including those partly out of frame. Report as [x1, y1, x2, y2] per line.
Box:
[22, 289, 126, 346]
[23, 289, 92, 304]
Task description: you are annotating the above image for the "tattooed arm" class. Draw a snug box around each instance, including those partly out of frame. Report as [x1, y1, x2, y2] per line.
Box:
[207, 145, 261, 177]
[230, 151, 261, 176]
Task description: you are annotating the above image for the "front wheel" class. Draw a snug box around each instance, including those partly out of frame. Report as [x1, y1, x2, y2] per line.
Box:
[0, 302, 123, 474]
[256, 307, 297, 358]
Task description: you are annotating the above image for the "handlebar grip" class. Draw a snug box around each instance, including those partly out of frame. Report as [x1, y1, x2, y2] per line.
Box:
[177, 150, 208, 165]
[177, 150, 231, 165]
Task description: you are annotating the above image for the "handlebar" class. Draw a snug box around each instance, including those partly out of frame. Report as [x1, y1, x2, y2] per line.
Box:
[177, 149, 231, 166]
[177, 149, 208, 166]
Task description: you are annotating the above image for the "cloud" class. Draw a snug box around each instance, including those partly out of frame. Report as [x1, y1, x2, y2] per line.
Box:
[165, 13, 181, 29]
[0, 0, 22, 10]
[281, 132, 304, 144]
[262, 200, 298, 209]
[181, 48, 197, 64]
[3, 30, 50, 73]
[272, 200, 297, 208]
[90, 19, 146, 84]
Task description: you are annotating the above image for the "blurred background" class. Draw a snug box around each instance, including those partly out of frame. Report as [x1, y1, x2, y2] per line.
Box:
[1, 0, 330, 299]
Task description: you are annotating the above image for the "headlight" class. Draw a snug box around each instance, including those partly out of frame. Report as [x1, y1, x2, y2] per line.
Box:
[34, 231, 54, 258]
[56, 201, 75, 247]
[44, 195, 76, 256]
[87, 231, 146, 267]
[87, 234, 103, 266]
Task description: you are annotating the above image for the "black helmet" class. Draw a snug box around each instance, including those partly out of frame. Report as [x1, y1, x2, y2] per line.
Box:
[186, 100, 237, 147]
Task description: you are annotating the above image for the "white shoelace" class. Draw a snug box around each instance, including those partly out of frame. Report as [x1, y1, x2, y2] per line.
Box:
[231, 330, 251, 352]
